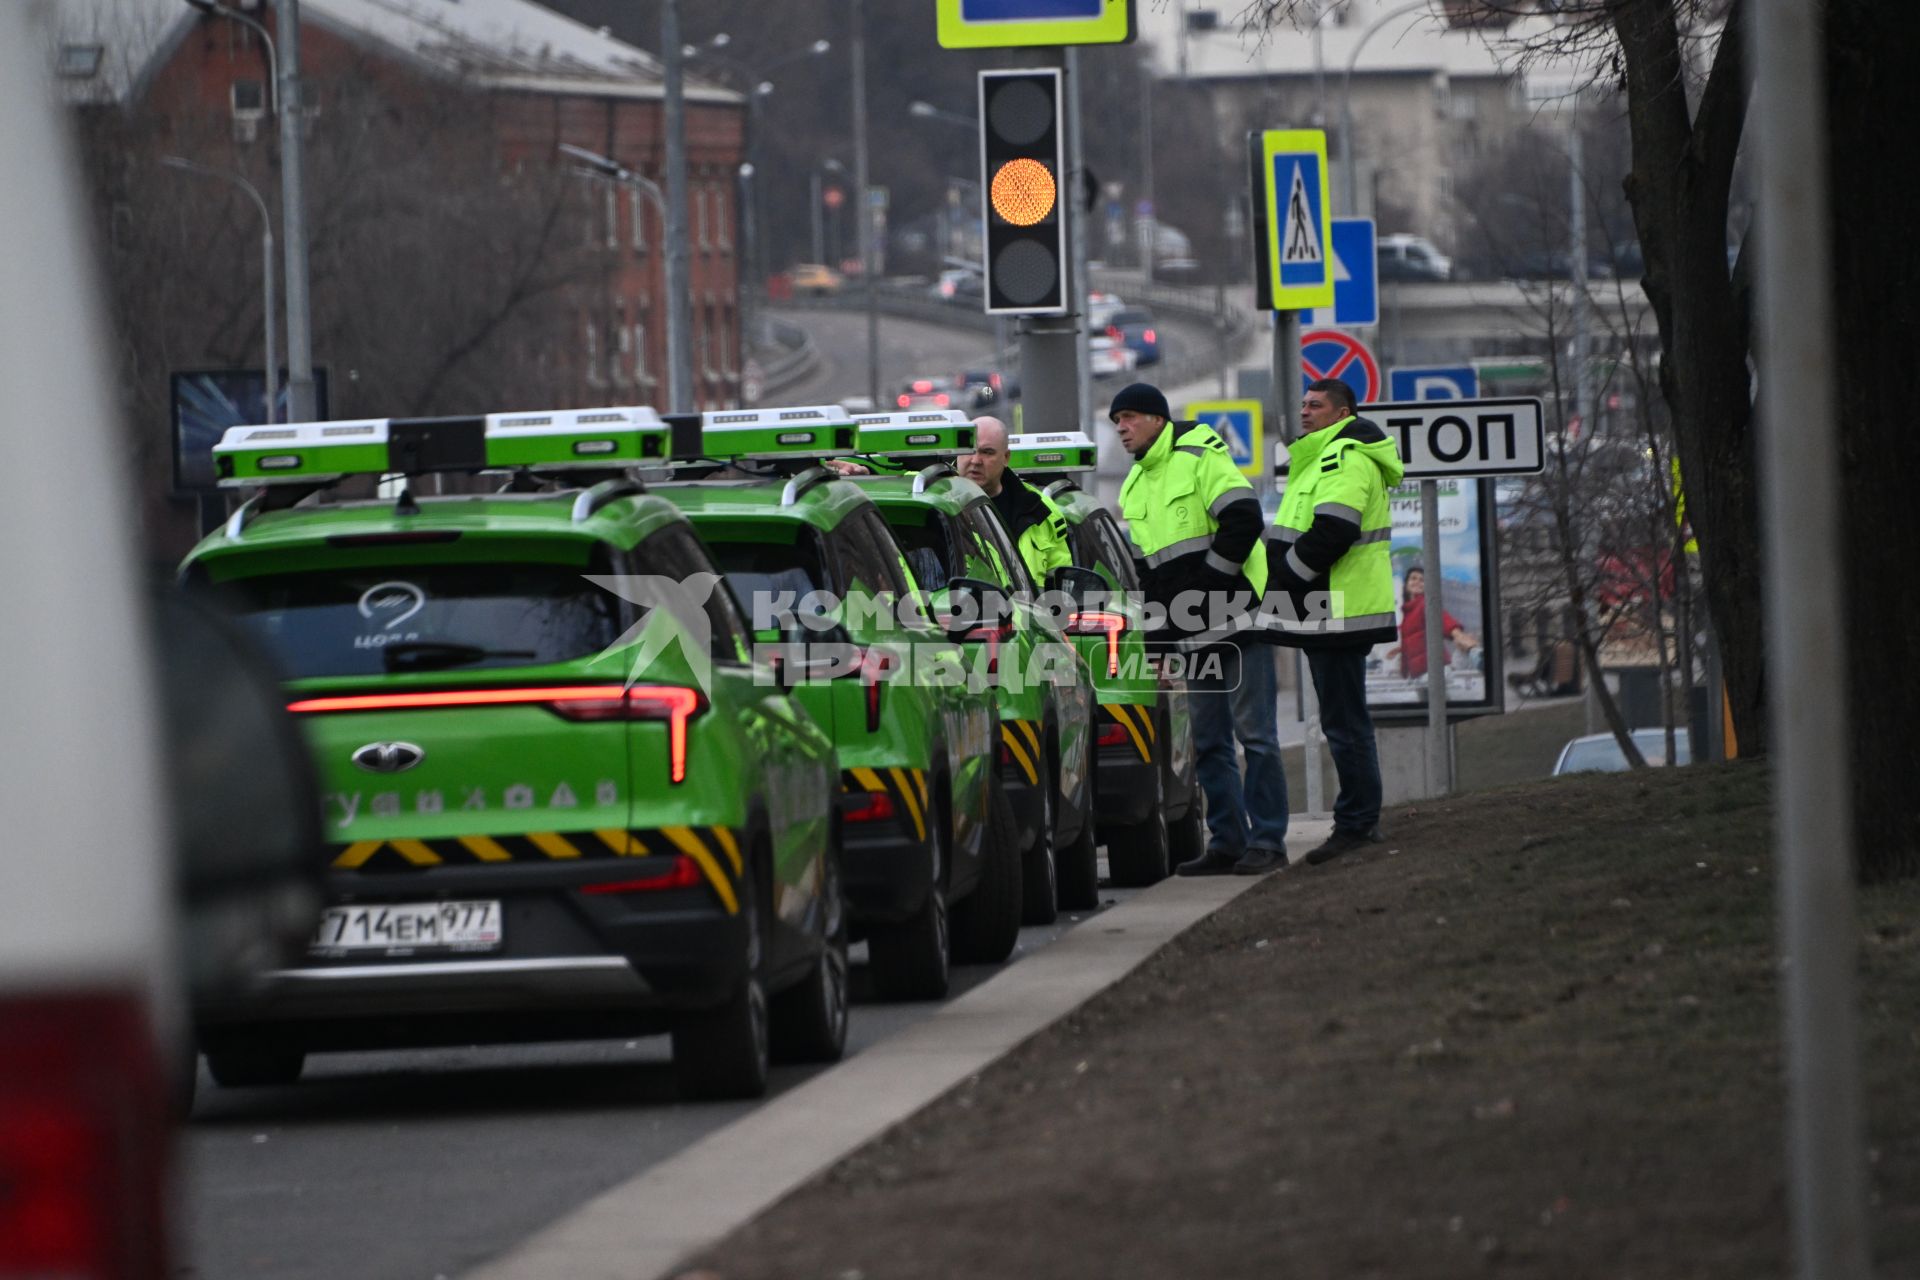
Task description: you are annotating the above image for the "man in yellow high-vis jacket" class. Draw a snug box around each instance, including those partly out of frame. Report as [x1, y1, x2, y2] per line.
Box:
[1111, 382, 1288, 877]
[1268, 377, 1405, 864]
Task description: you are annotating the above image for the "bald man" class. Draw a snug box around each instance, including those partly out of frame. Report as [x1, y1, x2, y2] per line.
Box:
[960, 415, 1073, 586]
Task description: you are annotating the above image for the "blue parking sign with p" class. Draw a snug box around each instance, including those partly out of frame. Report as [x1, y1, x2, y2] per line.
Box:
[1387, 365, 1479, 401]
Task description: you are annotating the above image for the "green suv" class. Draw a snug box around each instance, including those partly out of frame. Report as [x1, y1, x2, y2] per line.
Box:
[653, 406, 1021, 1001]
[182, 409, 845, 1100]
[846, 413, 1098, 921]
[1008, 431, 1205, 882]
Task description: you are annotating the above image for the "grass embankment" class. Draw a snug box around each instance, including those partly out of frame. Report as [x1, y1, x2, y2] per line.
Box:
[693, 758, 1920, 1279]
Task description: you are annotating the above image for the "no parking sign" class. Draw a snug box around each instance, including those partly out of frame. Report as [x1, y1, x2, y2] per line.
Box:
[1300, 329, 1381, 405]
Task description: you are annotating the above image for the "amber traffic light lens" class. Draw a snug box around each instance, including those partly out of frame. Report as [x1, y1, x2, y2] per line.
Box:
[990, 157, 1056, 227]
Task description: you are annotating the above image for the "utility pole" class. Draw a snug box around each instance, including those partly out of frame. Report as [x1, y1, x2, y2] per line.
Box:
[851, 0, 879, 407]
[663, 0, 693, 413]
[273, 0, 315, 422]
[1067, 47, 1091, 430]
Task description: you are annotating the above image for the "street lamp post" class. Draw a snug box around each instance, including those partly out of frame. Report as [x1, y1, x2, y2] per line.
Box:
[560, 144, 674, 406]
[1339, 0, 1432, 215]
[851, 0, 878, 407]
[272, 0, 317, 422]
[811, 158, 846, 268]
[182, 0, 279, 115]
[662, 0, 693, 413]
[159, 156, 277, 425]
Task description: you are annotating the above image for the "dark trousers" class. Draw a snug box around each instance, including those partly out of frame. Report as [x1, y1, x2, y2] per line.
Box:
[1187, 641, 1250, 858]
[1305, 645, 1383, 834]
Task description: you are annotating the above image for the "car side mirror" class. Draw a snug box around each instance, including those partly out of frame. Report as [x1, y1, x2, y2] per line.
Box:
[940, 576, 1010, 641]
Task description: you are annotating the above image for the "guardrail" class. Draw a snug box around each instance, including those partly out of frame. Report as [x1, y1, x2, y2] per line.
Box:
[750, 314, 819, 399]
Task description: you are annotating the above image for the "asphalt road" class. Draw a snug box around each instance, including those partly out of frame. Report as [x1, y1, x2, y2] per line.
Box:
[763, 303, 1220, 415]
[181, 885, 1147, 1280]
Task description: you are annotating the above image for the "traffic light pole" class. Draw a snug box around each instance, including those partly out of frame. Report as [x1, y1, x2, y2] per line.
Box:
[1066, 48, 1091, 431]
[1273, 308, 1328, 815]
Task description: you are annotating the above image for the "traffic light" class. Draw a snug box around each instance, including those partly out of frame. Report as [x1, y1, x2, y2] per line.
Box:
[979, 68, 1066, 315]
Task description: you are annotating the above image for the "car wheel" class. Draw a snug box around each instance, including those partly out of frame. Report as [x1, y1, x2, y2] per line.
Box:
[1019, 755, 1059, 926]
[672, 855, 771, 1100]
[1056, 801, 1101, 911]
[1105, 811, 1170, 887]
[202, 1032, 305, 1089]
[868, 795, 951, 1002]
[1167, 799, 1207, 867]
[770, 843, 850, 1064]
[950, 775, 1024, 964]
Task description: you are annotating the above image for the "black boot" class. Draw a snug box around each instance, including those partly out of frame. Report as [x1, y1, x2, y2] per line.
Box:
[1175, 849, 1240, 877]
[1302, 827, 1381, 866]
[1232, 847, 1287, 875]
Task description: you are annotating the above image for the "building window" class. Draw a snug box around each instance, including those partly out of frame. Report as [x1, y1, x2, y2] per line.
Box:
[631, 188, 648, 252]
[604, 183, 619, 251]
[57, 44, 104, 79]
[714, 185, 731, 250]
[614, 306, 633, 387]
[696, 184, 711, 252]
[634, 311, 652, 388]
[584, 314, 603, 388]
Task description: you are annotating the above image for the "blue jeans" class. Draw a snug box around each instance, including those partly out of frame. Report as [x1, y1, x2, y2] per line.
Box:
[1229, 644, 1290, 852]
[1306, 645, 1383, 834]
[1182, 640, 1290, 859]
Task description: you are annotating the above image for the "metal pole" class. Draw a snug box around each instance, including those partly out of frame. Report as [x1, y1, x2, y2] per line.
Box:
[851, 0, 879, 407]
[1067, 48, 1091, 431]
[1751, 0, 1869, 1275]
[1569, 122, 1601, 735]
[273, 0, 315, 421]
[811, 170, 825, 265]
[1140, 68, 1155, 276]
[261, 221, 277, 423]
[662, 0, 692, 413]
[1275, 310, 1325, 814]
[1421, 480, 1450, 793]
[1340, 2, 1430, 218]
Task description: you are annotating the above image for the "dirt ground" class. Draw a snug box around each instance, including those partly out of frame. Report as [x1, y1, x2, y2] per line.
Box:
[684, 759, 1920, 1279]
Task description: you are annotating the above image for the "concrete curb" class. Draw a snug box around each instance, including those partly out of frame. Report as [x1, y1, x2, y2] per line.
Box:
[460, 846, 1324, 1280]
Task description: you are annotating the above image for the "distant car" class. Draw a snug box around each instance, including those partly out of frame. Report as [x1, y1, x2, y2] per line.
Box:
[934, 268, 983, 303]
[1087, 292, 1126, 331]
[894, 376, 957, 410]
[1552, 729, 1693, 776]
[1103, 307, 1160, 366]
[1088, 335, 1138, 379]
[956, 368, 1005, 411]
[790, 262, 844, 296]
[1377, 234, 1452, 282]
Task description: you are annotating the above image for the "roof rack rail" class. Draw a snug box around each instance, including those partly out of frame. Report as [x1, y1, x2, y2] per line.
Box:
[571, 475, 646, 523]
[1041, 477, 1082, 500]
[780, 465, 837, 506]
[223, 481, 328, 540]
[911, 462, 957, 495]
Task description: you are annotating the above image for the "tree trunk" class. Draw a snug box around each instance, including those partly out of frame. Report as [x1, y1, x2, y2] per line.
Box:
[1826, 0, 1920, 881]
[1608, 0, 1769, 756]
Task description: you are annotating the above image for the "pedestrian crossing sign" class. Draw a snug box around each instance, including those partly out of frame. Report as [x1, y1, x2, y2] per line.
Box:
[1254, 130, 1333, 310]
[1183, 399, 1264, 478]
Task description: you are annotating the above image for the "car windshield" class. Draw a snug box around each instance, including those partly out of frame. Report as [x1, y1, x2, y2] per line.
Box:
[1558, 730, 1692, 774]
[1110, 309, 1153, 327]
[214, 560, 625, 678]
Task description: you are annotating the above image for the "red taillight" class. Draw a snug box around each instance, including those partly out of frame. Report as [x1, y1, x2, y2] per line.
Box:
[580, 855, 702, 894]
[1096, 722, 1129, 747]
[896, 394, 911, 408]
[913, 379, 934, 393]
[934, 393, 950, 407]
[0, 992, 168, 1276]
[1106, 324, 1121, 340]
[288, 685, 705, 785]
[833, 648, 898, 734]
[845, 790, 896, 823]
[1067, 610, 1127, 677]
[990, 373, 1002, 389]
[1143, 328, 1156, 345]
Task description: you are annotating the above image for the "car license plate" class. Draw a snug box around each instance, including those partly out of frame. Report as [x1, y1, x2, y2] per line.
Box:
[309, 900, 503, 955]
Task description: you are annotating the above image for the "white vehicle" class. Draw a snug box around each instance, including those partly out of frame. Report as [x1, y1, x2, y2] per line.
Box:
[2, 11, 175, 1268]
[1377, 233, 1453, 282]
[1089, 335, 1138, 379]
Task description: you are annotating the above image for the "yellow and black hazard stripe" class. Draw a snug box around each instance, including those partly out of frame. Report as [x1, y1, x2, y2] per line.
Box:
[1101, 701, 1156, 765]
[328, 825, 746, 914]
[998, 717, 1043, 786]
[841, 766, 931, 843]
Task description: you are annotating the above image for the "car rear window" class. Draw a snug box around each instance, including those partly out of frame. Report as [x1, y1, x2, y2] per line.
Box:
[215, 559, 626, 679]
[701, 530, 830, 631]
[1110, 309, 1153, 327]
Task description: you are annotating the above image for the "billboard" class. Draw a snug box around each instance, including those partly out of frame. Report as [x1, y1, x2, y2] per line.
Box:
[1365, 477, 1504, 720]
[169, 368, 328, 493]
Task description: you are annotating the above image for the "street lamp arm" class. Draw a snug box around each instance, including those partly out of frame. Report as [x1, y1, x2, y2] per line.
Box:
[1339, 0, 1434, 213]
[181, 0, 278, 115]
